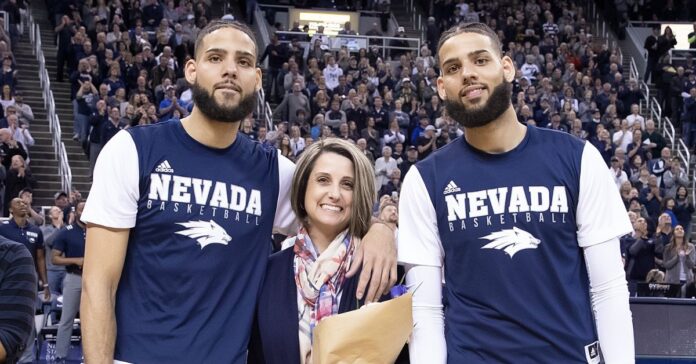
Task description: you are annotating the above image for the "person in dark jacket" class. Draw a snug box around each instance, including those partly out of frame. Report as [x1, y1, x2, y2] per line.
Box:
[248, 139, 399, 364]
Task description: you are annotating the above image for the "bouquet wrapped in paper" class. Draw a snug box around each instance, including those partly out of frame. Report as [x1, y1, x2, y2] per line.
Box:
[311, 292, 413, 363]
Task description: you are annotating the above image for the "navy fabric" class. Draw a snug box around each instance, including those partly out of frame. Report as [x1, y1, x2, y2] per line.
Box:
[416, 125, 597, 363]
[113, 120, 280, 363]
[0, 220, 44, 263]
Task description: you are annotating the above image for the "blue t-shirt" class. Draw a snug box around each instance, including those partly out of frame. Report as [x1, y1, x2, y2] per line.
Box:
[82, 120, 296, 363]
[52, 224, 85, 258]
[398, 125, 632, 363]
[0, 220, 44, 263]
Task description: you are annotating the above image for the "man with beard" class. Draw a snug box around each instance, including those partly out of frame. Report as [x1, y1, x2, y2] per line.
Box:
[398, 23, 635, 363]
[80, 20, 396, 364]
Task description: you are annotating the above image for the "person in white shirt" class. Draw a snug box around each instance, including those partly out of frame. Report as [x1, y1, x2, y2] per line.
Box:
[289, 124, 306, 157]
[610, 156, 629, 189]
[323, 56, 343, 91]
[612, 119, 633, 152]
[374, 146, 398, 194]
[626, 104, 645, 130]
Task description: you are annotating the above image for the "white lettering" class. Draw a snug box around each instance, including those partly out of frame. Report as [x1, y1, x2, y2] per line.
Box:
[550, 186, 569, 213]
[230, 185, 247, 211]
[191, 178, 213, 205]
[446, 194, 467, 221]
[210, 182, 229, 209]
[509, 186, 530, 212]
[246, 189, 262, 216]
[148, 174, 171, 201]
[468, 190, 488, 218]
[529, 186, 549, 212]
[171, 176, 192, 203]
[487, 187, 508, 215]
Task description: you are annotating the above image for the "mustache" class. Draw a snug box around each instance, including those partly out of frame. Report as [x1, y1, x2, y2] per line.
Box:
[458, 84, 488, 98]
[213, 81, 242, 92]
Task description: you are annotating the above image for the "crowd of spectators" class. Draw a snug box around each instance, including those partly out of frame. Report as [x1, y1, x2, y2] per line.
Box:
[48, 0, 213, 174]
[244, 0, 696, 296]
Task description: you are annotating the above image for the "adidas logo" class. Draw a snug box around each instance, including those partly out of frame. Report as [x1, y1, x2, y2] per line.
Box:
[443, 180, 460, 194]
[155, 160, 174, 173]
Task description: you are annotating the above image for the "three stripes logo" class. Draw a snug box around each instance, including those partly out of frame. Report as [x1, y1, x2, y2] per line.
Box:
[155, 160, 174, 173]
[443, 180, 461, 195]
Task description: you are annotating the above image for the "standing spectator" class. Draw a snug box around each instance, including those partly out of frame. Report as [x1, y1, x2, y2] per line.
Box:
[52, 201, 87, 362]
[682, 87, 696, 150]
[383, 118, 405, 150]
[7, 113, 33, 153]
[151, 55, 175, 89]
[273, 82, 310, 125]
[41, 206, 66, 295]
[416, 124, 437, 160]
[324, 99, 347, 131]
[0, 128, 26, 171]
[644, 26, 660, 83]
[0, 236, 37, 364]
[88, 100, 108, 176]
[3, 155, 35, 216]
[288, 124, 305, 157]
[258, 34, 288, 103]
[158, 85, 188, 121]
[374, 146, 398, 194]
[642, 119, 667, 159]
[612, 119, 632, 153]
[625, 104, 645, 130]
[0, 197, 48, 363]
[18, 188, 44, 226]
[662, 225, 695, 292]
[625, 217, 656, 295]
[322, 55, 343, 91]
[610, 156, 629, 189]
[142, 0, 164, 30]
[663, 157, 688, 198]
[656, 27, 677, 63]
[55, 15, 77, 82]
[12, 92, 33, 127]
[674, 185, 695, 236]
[360, 116, 380, 158]
[650, 147, 672, 187]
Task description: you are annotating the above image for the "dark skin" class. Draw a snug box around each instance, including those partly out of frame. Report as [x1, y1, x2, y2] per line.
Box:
[9, 197, 50, 300]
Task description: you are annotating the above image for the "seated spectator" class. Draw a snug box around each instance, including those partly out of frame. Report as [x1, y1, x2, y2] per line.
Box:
[288, 124, 305, 158]
[374, 146, 398, 194]
[3, 155, 35, 216]
[383, 118, 406, 150]
[612, 119, 633, 152]
[360, 116, 380, 158]
[379, 169, 402, 198]
[610, 156, 628, 189]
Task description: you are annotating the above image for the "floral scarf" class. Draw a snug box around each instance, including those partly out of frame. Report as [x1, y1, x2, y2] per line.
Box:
[293, 227, 356, 364]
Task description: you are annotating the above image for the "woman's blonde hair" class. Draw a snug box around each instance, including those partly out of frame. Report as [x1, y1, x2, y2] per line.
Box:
[645, 269, 665, 283]
[291, 138, 376, 238]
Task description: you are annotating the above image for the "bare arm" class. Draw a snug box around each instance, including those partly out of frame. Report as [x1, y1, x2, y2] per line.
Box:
[81, 224, 129, 364]
[52, 248, 84, 267]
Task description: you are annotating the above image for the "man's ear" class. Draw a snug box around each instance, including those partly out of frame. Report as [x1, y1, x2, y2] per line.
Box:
[184, 58, 196, 85]
[501, 55, 516, 83]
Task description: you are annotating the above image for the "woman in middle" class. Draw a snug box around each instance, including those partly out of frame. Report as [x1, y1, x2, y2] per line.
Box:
[249, 138, 380, 364]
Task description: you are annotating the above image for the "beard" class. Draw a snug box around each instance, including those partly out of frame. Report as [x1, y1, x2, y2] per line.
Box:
[445, 78, 513, 129]
[191, 82, 257, 123]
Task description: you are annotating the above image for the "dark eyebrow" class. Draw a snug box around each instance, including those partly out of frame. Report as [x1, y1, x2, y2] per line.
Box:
[441, 49, 492, 67]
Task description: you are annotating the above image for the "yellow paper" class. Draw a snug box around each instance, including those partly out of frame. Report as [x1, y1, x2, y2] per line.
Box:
[311, 292, 413, 364]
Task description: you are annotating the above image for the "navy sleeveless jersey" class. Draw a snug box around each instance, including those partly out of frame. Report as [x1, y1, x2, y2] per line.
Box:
[83, 120, 282, 363]
[398, 125, 632, 363]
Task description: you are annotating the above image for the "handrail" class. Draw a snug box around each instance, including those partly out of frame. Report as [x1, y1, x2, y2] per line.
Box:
[650, 97, 662, 129]
[662, 117, 676, 150]
[29, 16, 72, 195]
[676, 137, 691, 176]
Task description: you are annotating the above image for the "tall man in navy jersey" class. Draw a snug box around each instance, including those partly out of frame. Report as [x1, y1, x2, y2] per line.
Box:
[80, 20, 396, 364]
[398, 23, 635, 363]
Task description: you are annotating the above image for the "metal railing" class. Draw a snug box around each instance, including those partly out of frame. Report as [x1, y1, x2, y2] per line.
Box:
[28, 13, 72, 195]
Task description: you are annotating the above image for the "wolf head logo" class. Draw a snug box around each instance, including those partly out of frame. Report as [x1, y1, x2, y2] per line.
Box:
[480, 227, 541, 258]
[176, 220, 232, 249]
